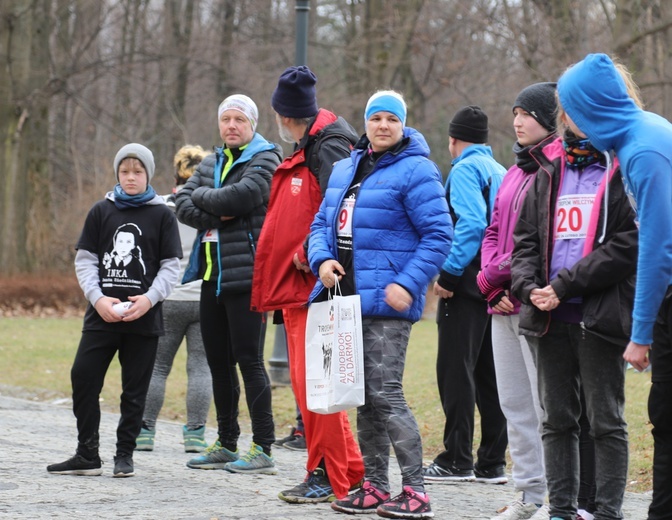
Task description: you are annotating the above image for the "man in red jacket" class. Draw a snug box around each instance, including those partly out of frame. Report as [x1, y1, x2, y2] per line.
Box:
[251, 65, 365, 503]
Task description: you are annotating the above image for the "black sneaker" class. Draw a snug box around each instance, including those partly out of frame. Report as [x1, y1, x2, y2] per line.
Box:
[422, 462, 475, 483]
[274, 427, 303, 448]
[283, 431, 307, 451]
[278, 468, 334, 503]
[113, 455, 135, 478]
[47, 454, 103, 476]
[474, 464, 508, 484]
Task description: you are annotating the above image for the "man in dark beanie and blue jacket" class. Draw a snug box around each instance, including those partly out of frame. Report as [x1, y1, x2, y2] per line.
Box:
[424, 105, 510, 487]
[251, 65, 365, 504]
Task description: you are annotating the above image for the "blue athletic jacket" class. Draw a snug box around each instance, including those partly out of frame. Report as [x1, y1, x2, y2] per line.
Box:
[558, 53, 672, 344]
[441, 144, 505, 278]
[308, 127, 453, 322]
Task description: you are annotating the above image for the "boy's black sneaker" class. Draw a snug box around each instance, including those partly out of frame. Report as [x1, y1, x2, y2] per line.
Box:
[47, 454, 103, 476]
[113, 455, 135, 478]
[422, 462, 474, 483]
[474, 464, 508, 484]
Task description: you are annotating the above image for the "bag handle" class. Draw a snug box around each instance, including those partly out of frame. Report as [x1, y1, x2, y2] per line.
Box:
[327, 273, 342, 300]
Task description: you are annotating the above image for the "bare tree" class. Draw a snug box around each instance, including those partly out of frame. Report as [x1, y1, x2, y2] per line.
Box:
[0, 0, 54, 273]
[3, 0, 672, 273]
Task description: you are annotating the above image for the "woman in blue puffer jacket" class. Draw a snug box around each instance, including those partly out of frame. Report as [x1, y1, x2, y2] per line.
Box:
[308, 90, 452, 520]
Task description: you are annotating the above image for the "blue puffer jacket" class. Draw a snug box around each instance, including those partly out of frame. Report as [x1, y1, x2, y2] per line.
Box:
[308, 127, 453, 322]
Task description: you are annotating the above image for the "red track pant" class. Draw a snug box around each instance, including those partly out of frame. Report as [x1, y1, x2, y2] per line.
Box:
[283, 306, 365, 498]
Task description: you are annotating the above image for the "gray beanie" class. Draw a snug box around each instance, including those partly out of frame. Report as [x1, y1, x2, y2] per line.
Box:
[513, 82, 558, 132]
[113, 143, 155, 182]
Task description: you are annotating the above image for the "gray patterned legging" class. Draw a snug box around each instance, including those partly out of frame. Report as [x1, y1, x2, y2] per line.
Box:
[142, 300, 212, 430]
[357, 318, 425, 493]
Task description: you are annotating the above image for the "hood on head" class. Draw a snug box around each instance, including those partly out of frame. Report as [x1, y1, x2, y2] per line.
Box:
[557, 53, 640, 152]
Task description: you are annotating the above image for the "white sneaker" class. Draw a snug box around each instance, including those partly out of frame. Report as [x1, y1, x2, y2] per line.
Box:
[490, 499, 540, 519]
[529, 504, 550, 520]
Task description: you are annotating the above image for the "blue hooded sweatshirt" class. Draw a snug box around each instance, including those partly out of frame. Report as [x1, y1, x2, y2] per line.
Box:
[558, 53, 672, 344]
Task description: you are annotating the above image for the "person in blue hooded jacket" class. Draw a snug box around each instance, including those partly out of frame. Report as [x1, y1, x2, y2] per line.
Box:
[308, 90, 452, 519]
[557, 52, 672, 520]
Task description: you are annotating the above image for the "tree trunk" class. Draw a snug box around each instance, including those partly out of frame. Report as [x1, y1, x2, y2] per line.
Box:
[0, 0, 53, 273]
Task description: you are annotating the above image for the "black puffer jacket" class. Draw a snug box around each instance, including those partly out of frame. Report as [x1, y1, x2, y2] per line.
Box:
[176, 133, 282, 294]
[511, 137, 638, 344]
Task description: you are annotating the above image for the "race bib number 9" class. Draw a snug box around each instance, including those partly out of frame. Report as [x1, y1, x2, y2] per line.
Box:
[554, 194, 595, 240]
[338, 197, 354, 238]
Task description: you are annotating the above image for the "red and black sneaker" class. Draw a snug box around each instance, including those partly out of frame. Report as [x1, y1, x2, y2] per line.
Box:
[376, 486, 434, 519]
[331, 481, 390, 514]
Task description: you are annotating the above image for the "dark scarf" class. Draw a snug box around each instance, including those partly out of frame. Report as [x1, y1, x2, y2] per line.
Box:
[512, 141, 539, 173]
[113, 184, 157, 210]
[563, 131, 604, 168]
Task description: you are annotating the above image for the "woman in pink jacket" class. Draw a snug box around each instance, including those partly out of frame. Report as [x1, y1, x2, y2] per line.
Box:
[476, 83, 557, 520]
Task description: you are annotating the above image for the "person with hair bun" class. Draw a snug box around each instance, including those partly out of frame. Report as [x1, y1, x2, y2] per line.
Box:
[135, 144, 213, 454]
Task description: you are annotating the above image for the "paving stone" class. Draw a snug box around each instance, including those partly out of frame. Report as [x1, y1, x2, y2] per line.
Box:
[0, 396, 651, 519]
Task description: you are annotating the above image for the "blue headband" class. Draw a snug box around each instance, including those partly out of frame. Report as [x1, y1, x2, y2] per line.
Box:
[365, 93, 407, 126]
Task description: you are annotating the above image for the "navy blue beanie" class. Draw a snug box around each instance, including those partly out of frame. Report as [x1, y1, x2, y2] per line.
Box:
[271, 66, 319, 118]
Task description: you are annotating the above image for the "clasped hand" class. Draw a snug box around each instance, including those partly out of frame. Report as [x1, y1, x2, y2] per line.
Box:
[530, 285, 560, 311]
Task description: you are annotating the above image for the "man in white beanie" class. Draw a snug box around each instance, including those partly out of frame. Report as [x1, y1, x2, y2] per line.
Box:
[176, 94, 283, 475]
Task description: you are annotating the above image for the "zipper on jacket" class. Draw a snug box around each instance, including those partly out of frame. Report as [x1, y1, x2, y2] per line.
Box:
[241, 215, 256, 261]
[247, 231, 256, 259]
[513, 175, 533, 212]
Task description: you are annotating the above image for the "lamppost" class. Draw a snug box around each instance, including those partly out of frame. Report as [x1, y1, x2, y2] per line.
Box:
[295, 0, 309, 66]
[268, 0, 311, 387]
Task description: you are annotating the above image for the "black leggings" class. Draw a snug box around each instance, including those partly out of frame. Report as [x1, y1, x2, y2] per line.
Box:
[199, 282, 274, 450]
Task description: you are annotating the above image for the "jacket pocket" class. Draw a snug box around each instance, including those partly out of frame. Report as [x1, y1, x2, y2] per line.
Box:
[582, 278, 634, 342]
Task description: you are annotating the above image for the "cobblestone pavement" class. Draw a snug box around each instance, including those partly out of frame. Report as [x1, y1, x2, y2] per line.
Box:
[0, 395, 651, 519]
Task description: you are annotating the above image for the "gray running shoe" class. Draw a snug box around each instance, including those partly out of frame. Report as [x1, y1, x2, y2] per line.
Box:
[186, 440, 238, 469]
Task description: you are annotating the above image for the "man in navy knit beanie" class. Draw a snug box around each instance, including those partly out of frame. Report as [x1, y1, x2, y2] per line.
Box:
[271, 65, 319, 119]
[252, 65, 365, 504]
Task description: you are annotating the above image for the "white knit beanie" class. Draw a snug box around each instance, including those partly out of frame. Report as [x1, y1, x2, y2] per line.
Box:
[217, 94, 259, 133]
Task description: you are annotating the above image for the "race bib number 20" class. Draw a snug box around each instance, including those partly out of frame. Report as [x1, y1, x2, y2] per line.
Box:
[554, 194, 595, 240]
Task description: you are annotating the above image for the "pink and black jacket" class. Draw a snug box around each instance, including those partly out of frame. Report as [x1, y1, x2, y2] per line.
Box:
[510, 137, 638, 344]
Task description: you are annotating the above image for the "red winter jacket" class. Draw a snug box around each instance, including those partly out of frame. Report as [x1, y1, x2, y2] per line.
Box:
[250, 109, 357, 311]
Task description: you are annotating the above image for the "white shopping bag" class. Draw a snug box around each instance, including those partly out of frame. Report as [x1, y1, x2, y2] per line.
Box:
[305, 278, 365, 414]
